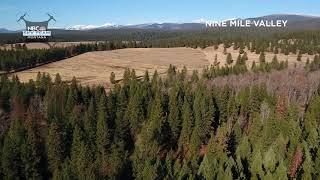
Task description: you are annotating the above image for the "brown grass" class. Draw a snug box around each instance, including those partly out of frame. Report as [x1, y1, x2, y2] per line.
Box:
[16, 47, 209, 89]
[15, 44, 314, 88]
[203, 44, 314, 68]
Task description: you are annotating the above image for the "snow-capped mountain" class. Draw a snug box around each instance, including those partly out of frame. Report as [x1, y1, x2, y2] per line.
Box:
[0, 28, 13, 33]
[62, 14, 320, 31]
[2, 14, 320, 33]
[66, 23, 120, 30]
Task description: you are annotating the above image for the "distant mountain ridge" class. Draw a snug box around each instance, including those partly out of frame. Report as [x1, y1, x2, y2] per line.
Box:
[0, 28, 13, 33]
[2, 14, 320, 32]
[247, 14, 320, 29]
[66, 14, 320, 30]
[65, 23, 121, 30]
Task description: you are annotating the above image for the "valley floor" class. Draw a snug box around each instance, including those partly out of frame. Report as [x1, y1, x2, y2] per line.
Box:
[15, 44, 315, 88]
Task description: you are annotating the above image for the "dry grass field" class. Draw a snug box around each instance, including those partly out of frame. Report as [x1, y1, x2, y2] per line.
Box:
[15, 44, 315, 88]
[16, 47, 209, 89]
[203, 44, 314, 68]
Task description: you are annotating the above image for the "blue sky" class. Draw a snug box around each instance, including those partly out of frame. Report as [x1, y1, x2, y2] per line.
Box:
[1, 0, 320, 30]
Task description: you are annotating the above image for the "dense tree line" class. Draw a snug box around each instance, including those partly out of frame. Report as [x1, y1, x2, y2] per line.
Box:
[0, 41, 142, 72]
[2, 28, 320, 74]
[2, 29, 320, 75]
[0, 47, 66, 72]
[0, 28, 284, 45]
[1, 65, 320, 179]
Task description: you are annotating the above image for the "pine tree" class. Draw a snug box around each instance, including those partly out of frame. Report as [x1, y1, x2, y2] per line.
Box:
[226, 53, 233, 65]
[239, 45, 245, 54]
[304, 95, 320, 149]
[214, 54, 219, 66]
[107, 145, 129, 179]
[114, 88, 131, 149]
[189, 128, 201, 170]
[178, 96, 194, 149]
[60, 159, 76, 180]
[214, 44, 219, 50]
[151, 70, 159, 91]
[236, 136, 251, 160]
[140, 157, 161, 180]
[65, 83, 78, 114]
[70, 126, 83, 173]
[236, 54, 242, 65]
[132, 94, 164, 179]
[218, 86, 230, 124]
[110, 72, 116, 84]
[54, 73, 62, 84]
[1, 119, 26, 179]
[150, 93, 169, 145]
[271, 55, 279, 69]
[273, 160, 288, 180]
[131, 69, 137, 80]
[143, 70, 150, 82]
[259, 52, 266, 64]
[241, 52, 248, 61]
[47, 122, 65, 173]
[167, 64, 177, 84]
[125, 92, 144, 135]
[191, 70, 199, 82]
[96, 95, 110, 161]
[305, 58, 310, 69]
[198, 151, 219, 179]
[223, 160, 234, 180]
[70, 125, 94, 178]
[168, 84, 182, 146]
[179, 66, 188, 82]
[164, 151, 174, 179]
[123, 68, 131, 85]
[21, 122, 43, 179]
[83, 98, 96, 150]
[297, 52, 302, 62]
[314, 149, 320, 177]
[251, 150, 264, 179]
[193, 87, 213, 140]
[263, 147, 277, 173]
[301, 142, 314, 180]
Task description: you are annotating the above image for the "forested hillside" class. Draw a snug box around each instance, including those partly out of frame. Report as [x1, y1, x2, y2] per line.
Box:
[1, 64, 320, 179]
[2, 29, 320, 73]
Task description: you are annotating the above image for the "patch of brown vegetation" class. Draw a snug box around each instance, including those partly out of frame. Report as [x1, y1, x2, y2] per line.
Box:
[14, 44, 315, 90]
[202, 45, 314, 68]
[289, 146, 303, 178]
[199, 144, 208, 157]
[16, 47, 209, 89]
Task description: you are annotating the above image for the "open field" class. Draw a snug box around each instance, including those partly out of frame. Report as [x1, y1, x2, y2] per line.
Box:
[16, 47, 209, 89]
[15, 44, 315, 88]
[203, 44, 314, 67]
